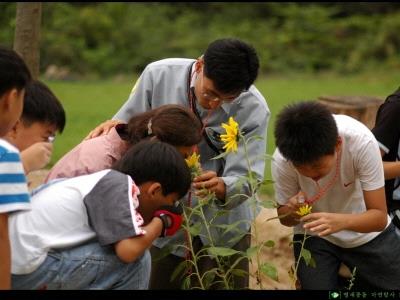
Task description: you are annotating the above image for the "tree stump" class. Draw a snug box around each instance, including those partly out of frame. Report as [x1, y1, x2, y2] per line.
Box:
[317, 95, 384, 129]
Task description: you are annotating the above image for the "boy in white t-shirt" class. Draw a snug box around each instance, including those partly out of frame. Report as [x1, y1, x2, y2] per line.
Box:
[272, 101, 400, 290]
[10, 140, 191, 290]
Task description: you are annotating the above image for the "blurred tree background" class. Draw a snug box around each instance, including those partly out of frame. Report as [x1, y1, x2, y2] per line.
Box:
[1, 2, 400, 78]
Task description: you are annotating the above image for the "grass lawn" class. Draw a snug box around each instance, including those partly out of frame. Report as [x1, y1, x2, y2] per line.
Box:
[43, 69, 400, 195]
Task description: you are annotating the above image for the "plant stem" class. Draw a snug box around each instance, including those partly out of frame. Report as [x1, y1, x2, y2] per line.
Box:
[183, 206, 205, 289]
[198, 204, 231, 289]
[241, 133, 264, 289]
[292, 231, 308, 289]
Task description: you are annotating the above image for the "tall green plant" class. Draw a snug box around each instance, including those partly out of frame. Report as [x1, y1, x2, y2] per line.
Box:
[162, 117, 279, 289]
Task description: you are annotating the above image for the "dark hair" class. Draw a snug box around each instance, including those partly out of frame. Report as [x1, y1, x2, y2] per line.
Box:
[126, 104, 202, 146]
[21, 80, 66, 133]
[112, 140, 191, 198]
[203, 38, 259, 94]
[0, 47, 31, 97]
[274, 101, 338, 165]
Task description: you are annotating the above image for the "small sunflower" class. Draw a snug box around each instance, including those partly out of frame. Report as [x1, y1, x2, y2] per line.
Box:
[185, 152, 202, 178]
[220, 117, 239, 153]
[296, 204, 313, 217]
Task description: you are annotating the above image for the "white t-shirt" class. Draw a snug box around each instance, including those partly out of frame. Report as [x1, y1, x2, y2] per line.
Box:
[9, 169, 145, 274]
[272, 114, 390, 248]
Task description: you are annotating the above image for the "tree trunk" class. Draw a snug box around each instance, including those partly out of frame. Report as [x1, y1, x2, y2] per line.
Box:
[13, 2, 42, 79]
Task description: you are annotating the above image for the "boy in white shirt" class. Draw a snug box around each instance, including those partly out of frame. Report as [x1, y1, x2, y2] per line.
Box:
[10, 140, 190, 290]
[272, 101, 400, 289]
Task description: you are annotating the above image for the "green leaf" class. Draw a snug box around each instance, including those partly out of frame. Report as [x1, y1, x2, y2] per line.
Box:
[211, 151, 229, 160]
[202, 270, 216, 288]
[227, 233, 248, 245]
[263, 240, 275, 248]
[230, 268, 248, 278]
[300, 248, 313, 266]
[260, 199, 278, 209]
[188, 222, 202, 237]
[260, 262, 279, 281]
[151, 244, 176, 262]
[171, 260, 188, 282]
[208, 246, 240, 257]
[309, 257, 317, 268]
[182, 276, 191, 290]
[213, 220, 248, 235]
[246, 245, 259, 258]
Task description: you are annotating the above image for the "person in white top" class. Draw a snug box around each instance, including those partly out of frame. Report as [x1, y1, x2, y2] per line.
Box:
[10, 140, 191, 290]
[271, 101, 400, 290]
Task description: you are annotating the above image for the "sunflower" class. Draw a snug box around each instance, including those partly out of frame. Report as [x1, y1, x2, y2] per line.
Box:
[296, 204, 313, 217]
[220, 117, 239, 153]
[185, 151, 202, 178]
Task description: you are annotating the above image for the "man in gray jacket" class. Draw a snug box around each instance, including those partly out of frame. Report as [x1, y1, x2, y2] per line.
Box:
[86, 38, 270, 289]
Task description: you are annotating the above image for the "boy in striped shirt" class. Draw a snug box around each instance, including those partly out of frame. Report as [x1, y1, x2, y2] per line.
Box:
[0, 47, 32, 289]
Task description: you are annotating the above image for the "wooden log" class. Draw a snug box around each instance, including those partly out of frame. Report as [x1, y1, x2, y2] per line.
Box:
[317, 95, 384, 129]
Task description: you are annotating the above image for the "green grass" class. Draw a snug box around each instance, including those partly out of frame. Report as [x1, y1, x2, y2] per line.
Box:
[43, 69, 400, 196]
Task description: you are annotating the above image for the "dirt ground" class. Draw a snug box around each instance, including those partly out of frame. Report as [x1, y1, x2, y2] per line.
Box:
[27, 170, 295, 290]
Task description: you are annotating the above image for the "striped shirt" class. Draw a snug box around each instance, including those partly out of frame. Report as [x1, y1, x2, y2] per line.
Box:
[0, 138, 30, 213]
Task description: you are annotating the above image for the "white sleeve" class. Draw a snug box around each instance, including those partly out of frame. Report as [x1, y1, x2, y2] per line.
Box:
[271, 149, 300, 205]
[356, 138, 385, 191]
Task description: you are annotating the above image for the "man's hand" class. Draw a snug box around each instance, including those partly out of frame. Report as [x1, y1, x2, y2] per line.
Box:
[84, 119, 123, 140]
[21, 142, 53, 173]
[153, 205, 183, 237]
[192, 170, 226, 200]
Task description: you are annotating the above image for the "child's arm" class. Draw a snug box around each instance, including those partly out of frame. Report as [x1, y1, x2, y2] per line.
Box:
[114, 217, 163, 263]
[0, 213, 11, 289]
[382, 161, 400, 180]
[114, 205, 183, 263]
[302, 187, 388, 236]
[20, 142, 53, 174]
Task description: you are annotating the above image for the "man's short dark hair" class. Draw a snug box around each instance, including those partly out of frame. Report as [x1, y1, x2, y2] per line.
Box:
[22, 80, 66, 133]
[112, 140, 191, 199]
[203, 38, 259, 94]
[274, 101, 338, 165]
[0, 47, 31, 97]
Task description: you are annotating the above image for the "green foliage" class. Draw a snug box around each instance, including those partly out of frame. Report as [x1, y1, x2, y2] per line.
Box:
[260, 262, 279, 282]
[2, 3, 400, 76]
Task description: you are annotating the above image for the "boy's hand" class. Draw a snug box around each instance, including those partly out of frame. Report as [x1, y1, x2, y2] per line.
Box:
[285, 192, 307, 219]
[21, 142, 53, 173]
[84, 119, 123, 140]
[301, 212, 345, 236]
[153, 205, 183, 237]
[277, 192, 307, 226]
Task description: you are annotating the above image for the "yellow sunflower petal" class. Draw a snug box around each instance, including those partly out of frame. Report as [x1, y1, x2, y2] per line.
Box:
[296, 204, 313, 216]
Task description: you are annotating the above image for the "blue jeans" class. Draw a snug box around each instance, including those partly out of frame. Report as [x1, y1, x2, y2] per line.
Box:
[293, 223, 400, 290]
[12, 240, 151, 290]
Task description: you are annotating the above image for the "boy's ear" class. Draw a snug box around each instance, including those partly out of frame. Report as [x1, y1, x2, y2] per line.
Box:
[147, 182, 162, 197]
[6, 119, 21, 139]
[2, 89, 19, 110]
[195, 57, 204, 74]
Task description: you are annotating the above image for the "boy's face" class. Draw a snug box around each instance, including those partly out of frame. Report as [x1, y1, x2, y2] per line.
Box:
[294, 153, 336, 182]
[8, 121, 57, 151]
[0, 88, 24, 137]
[292, 137, 342, 182]
[176, 145, 195, 159]
[137, 182, 180, 223]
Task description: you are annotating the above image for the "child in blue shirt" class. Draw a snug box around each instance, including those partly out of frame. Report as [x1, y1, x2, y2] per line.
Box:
[0, 46, 32, 289]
